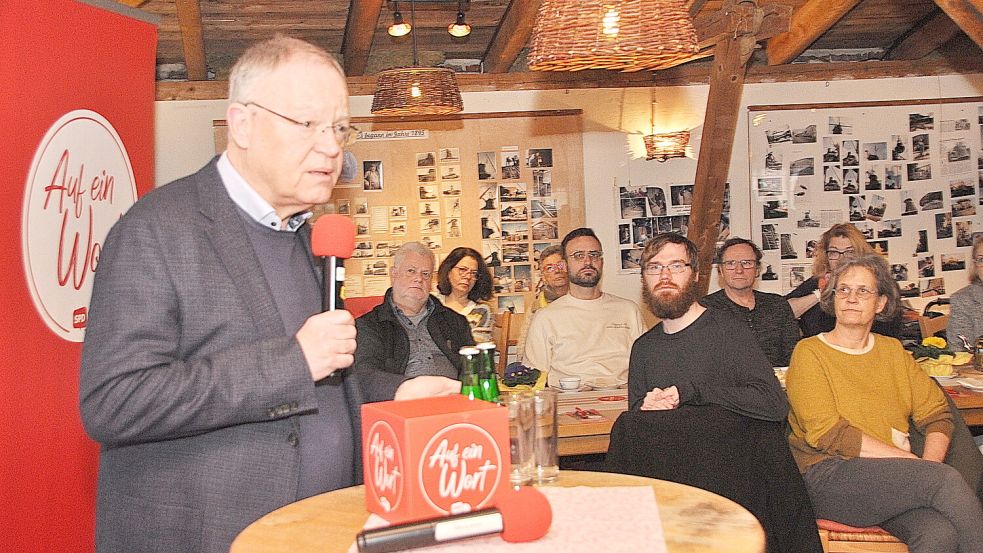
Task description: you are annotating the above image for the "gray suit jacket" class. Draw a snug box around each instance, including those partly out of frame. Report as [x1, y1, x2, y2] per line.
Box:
[80, 159, 403, 553]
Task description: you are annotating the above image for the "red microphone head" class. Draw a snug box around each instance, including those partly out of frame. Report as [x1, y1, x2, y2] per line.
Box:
[497, 486, 552, 543]
[311, 214, 356, 258]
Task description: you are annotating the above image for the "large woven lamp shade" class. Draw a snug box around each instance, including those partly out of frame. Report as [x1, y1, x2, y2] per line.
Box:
[528, 0, 700, 72]
[371, 67, 464, 116]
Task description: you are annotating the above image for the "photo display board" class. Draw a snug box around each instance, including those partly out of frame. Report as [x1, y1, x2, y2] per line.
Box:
[748, 98, 983, 299]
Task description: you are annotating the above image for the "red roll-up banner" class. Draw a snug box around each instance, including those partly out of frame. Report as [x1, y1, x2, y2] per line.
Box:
[0, 1, 156, 550]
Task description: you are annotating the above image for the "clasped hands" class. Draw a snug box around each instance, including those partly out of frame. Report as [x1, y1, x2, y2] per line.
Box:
[640, 385, 679, 411]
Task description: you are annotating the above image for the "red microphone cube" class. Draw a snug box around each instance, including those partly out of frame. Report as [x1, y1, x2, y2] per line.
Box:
[361, 395, 511, 524]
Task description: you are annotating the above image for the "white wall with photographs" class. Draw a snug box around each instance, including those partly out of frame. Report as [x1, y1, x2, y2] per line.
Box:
[748, 99, 983, 300]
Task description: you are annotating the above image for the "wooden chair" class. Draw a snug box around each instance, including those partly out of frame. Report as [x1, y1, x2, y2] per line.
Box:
[818, 519, 908, 553]
[492, 310, 512, 377]
[917, 313, 949, 340]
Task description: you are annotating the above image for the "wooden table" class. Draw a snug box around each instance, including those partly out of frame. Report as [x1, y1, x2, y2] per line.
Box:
[943, 366, 983, 427]
[230, 471, 765, 553]
[555, 389, 628, 456]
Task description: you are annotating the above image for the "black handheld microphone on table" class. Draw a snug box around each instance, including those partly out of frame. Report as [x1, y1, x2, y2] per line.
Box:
[356, 486, 552, 553]
[311, 214, 356, 311]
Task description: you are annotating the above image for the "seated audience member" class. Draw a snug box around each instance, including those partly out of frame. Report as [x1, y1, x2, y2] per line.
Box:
[701, 237, 800, 366]
[523, 228, 645, 387]
[354, 242, 473, 379]
[515, 245, 569, 358]
[785, 223, 902, 338]
[436, 247, 495, 343]
[608, 233, 821, 553]
[949, 235, 983, 350]
[786, 253, 983, 552]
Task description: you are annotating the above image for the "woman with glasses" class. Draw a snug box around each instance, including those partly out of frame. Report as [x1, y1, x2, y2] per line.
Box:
[436, 247, 495, 343]
[786, 223, 902, 338]
[948, 235, 983, 351]
[786, 253, 983, 552]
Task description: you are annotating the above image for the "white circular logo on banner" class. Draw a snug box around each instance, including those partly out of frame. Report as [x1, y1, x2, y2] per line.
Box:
[22, 110, 137, 342]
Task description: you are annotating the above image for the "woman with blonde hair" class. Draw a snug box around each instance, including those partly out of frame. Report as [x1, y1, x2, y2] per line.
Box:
[786, 223, 902, 337]
[948, 235, 983, 350]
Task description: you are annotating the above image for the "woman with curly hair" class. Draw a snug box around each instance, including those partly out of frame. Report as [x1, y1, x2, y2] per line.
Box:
[436, 247, 495, 343]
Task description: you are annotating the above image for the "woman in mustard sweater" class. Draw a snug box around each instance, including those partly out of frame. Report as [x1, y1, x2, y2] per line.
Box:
[786, 253, 983, 553]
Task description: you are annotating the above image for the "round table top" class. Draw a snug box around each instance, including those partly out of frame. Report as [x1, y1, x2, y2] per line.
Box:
[230, 471, 764, 553]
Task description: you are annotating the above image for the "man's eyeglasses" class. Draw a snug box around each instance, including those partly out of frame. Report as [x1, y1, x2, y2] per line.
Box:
[245, 102, 358, 147]
[399, 267, 433, 280]
[453, 266, 478, 278]
[643, 262, 691, 275]
[833, 285, 878, 300]
[974, 255, 983, 266]
[721, 259, 757, 271]
[542, 262, 566, 274]
[569, 251, 603, 262]
[825, 247, 856, 260]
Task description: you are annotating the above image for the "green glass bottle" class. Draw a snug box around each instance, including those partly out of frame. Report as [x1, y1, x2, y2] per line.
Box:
[459, 346, 481, 400]
[475, 342, 500, 402]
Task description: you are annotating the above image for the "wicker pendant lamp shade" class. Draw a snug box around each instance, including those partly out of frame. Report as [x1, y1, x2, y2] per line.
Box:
[528, 0, 700, 72]
[371, 67, 464, 115]
[644, 131, 689, 161]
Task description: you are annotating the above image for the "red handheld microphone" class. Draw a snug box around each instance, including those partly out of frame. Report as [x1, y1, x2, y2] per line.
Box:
[311, 214, 356, 311]
[356, 486, 552, 553]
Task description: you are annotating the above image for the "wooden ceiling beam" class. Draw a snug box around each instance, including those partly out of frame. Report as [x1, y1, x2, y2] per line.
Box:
[686, 0, 710, 17]
[694, 2, 791, 50]
[175, 0, 207, 80]
[766, 0, 861, 65]
[482, 0, 542, 74]
[342, 0, 385, 76]
[885, 9, 962, 60]
[932, 0, 983, 51]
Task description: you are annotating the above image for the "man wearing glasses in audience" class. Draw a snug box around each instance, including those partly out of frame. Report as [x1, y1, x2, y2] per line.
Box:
[354, 241, 474, 379]
[515, 245, 569, 358]
[701, 237, 801, 367]
[523, 228, 645, 388]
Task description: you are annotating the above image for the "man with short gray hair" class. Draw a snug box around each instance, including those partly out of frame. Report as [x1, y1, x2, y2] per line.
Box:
[354, 242, 474, 379]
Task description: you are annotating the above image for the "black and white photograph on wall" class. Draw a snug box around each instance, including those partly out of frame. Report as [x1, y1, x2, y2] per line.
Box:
[417, 167, 437, 183]
[354, 199, 368, 215]
[915, 230, 929, 253]
[419, 201, 439, 217]
[353, 241, 373, 258]
[621, 248, 642, 270]
[891, 135, 907, 160]
[420, 217, 441, 234]
[936, 212, 953, 239]
[864, 167, 883, 190]
[483, 241, 502, 267]
[497, 295, 525, 314]
[670, 185, 694, 212]
[797, 210, 821, 228]
[718, 212, 731, 243]
[920, 190, 943, 210]
[765, 125, 792, 144]
[788, 266, 807, 288]
[979, 171, 983, 204]
[843, 168, 859, 193]
[942, 139, 973, 174]
[441, 182, 461, 197]
[363, 160, 383, 191]
[477, 151, 497, 180]
[855, 221, 873, 240]
[441, 165, 461, 180]
[499, 183, 527, 202]
[619, 224, 631, 245]
[941, 253, 966, 271]
[531, 220, 558, 241]
[364, 260, 389, 276]
[805, 239, 817, 258]
[890, 264, 908, 281]
[337, 199, 351, 215]
[355, 218, 370, 238]
[842, 140, 860, 166]
[956, 220, 974, 246]
[764, 150, 783, 172]
[502, 242, 528, 263]
[757, 178, 783, 198]
[942, 118, 972, 132]
[444, 196, 461, 218]
[900, 281, 920, 298]
[920, 277, 945, 297]
[848, 195, 866, 222]
[789, 156, 816, 176]
[621, 197, 647, 219]
[885, 165, 902, 189]
[440, 148, 460, 163]
[866, 194, 886, 221]
[761, 224, 779, 250]
[792, 124, 817, 144]
[912, 134, 930, 160]
[501, 151, 521, 180]
[501, 221, 530, 242]
[416, 151, 436, 167]
[822, 139, 840, 162]
[531, 199, 557, 219]
[513, 265, 533, 292]
[863, 142, 887, 161]
[953, 197, 977, 217]
[390, 205, 407, 218]
[780, 234, 798, 259]
[761, 264, 779, 281]
[907, 162, 932, 181]
[910, 112, 934, 131]
[878, 219, 902, 238]
[868, 240, 888, 256]
[481, 217, 500, 239]
[493, 266, 513, 293]
[501, 202, 528, 221]
[902, 192, 918, 215]
[526, 148, 553, 168]
[390, 221, 407, 236]
[823, 166, 842, 191]
[530, 170, 551, 197]
[422, 235, 442, 251]
[829, 116, 852, 135]
[632, 218, 653, 246]
[646, 186, 667, 215]
[419, 185, 437, 199]
[950, 177, 975, 198]
[478, 184, 497, 210]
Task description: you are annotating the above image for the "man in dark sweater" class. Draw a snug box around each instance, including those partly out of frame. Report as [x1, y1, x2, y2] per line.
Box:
[700, 237, 800, 367]
[354, 242, 474, 379]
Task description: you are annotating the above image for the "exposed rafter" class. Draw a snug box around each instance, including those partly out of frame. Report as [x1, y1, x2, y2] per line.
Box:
[342, 0, 385, 76]
[932, 0, 983, 51]
[766, 0, 862, 66]
[174, 0, 206, 80]
[482, 0, 542, 74]
[886, 9, 962, 60]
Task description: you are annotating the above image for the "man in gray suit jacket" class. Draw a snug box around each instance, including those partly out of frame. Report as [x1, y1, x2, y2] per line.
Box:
[79, 36, 458, 553]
